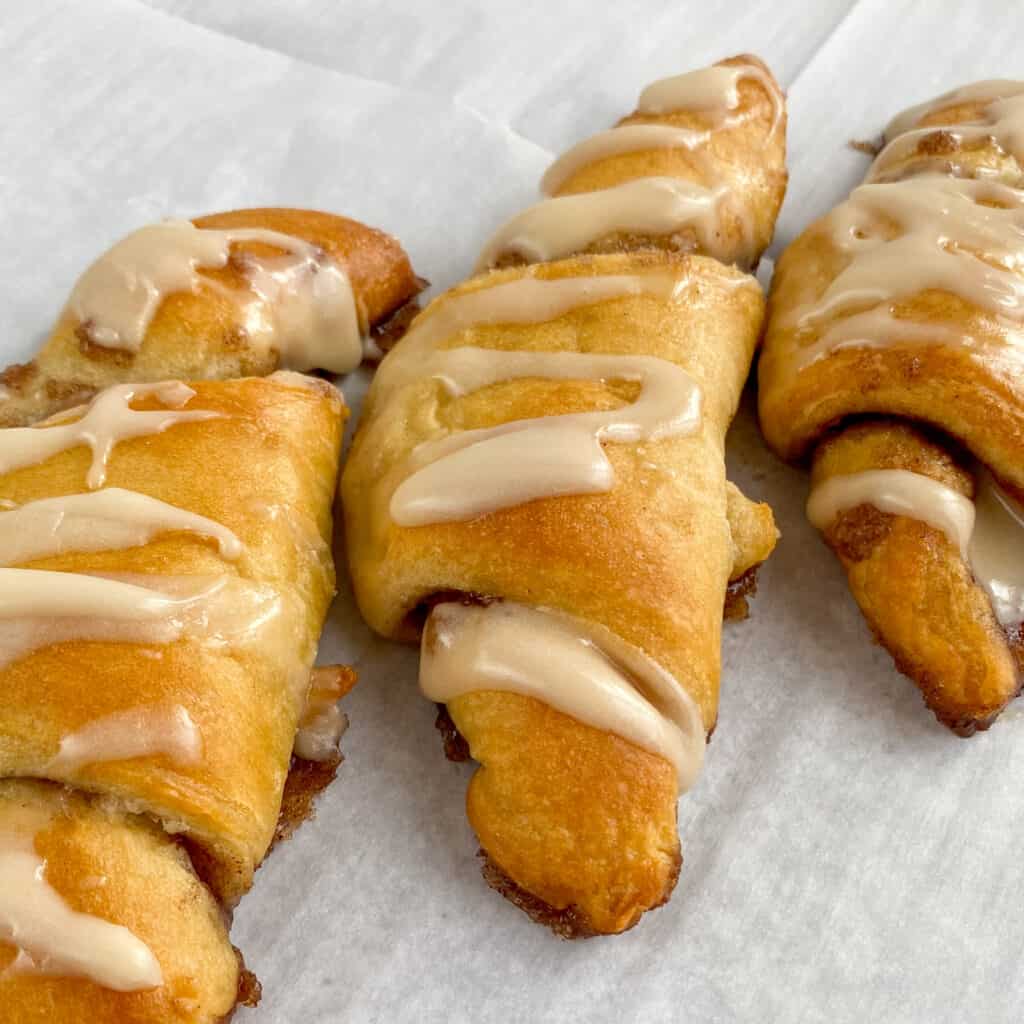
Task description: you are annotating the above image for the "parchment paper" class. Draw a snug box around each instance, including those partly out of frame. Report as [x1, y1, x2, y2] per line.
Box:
[4, 2, 1024, 1021]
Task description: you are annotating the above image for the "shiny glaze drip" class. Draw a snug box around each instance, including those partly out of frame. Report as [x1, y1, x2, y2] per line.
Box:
[421, 601, 705, 789]
[0, 826, 162, 992]
[294, 666, 352, 762]
[380, 272, 706, 525]
[376, 272, 690, 397]
[540, 124, 710, 196]
[390, 348, 702, 525]
[788, 304, 968, 371]
[637, 62, 783, 135]
[0, 570, 283, 669]
[69, 220, 364, 373]
[807, 469, 975, 556]
[871, 80, 1024, 180]
[524, 63, 778, 270]
[787, 176, 1024, 363]
[46, 705, 203, 773]
[477, 177, 731, 270]
[0, 381, 218, 489]
[969, 470, 1024, 626]
[0, 488, 242, 566]
[807, 467, 1024, 626]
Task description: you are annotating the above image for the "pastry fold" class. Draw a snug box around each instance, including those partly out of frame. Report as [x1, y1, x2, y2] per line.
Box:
[759, 210, 1024, 479]
[478, 55, 785, 273]
[345, 53, 785, 935]
[0, 373, 345, 1020]
[344, 251, 771, 932]
[0, 780, 243, 1024]
[1, 208, 421, 427]
[759, 80, 1024, 731]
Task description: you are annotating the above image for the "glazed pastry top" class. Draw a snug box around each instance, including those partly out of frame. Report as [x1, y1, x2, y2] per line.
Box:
[870, 79, 1024, 183]
[807, 466, 1024, 627]
[0, 373, 346, 1007]
[760, 79, 1024, 488]
[0, 803, 162, 992]
[421, 601, 706, 790]
[0, 208, 422, 429]
[374, 270, 712, 526]
[763, 78, 1024, 638]
[478, 56, 786, 272]
[0, 374, 345, 910]
[70, 220, 366, 373]
[345, 250, 767, 734]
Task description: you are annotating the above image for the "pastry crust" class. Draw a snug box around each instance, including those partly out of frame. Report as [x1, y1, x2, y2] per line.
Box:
[0, 374, 345, 907]
[344, 251, 771, 932]
[543, 55, 787, 269]
[811, 421, 1019, 733]
[0, 374, 347, 1020]
[759, 235, 1024, 485]
[726, 479, 778, 578]
[451, 692, 680, 935]
[0, 208, 422, 427]
[759, 87, 1024, 478]
[870, 97, 1024, 186]
[0, 779, 240, 1024]
[758, 85, 1024, 730]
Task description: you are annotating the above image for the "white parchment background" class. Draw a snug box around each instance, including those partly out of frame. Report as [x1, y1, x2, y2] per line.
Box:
[3, 2, 1024, 1021]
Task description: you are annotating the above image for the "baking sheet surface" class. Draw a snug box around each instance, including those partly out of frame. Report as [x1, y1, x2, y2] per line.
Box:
[4, 2, 1024, 1021]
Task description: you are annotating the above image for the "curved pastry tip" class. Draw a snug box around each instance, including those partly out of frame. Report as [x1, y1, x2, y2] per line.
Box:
[478, 847, 683, 940]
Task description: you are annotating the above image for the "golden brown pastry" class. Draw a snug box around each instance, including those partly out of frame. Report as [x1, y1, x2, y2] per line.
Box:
[478, 54, 786, 272]
[0, 372, 346, 1020]
[1, 208, 422, 427]
[760, 79, 1024, 733]
[343, 55, 786, 935]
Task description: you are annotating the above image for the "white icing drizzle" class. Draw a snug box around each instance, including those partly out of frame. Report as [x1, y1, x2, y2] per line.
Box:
[540, 124, 710, 196]
[788, 305, 969, 371]
[637, 62, 783, 135]
[46, 705, 203, 773]
[476, 177, 731, 270]
[525, 63, 779, 270]
[378, 272, 707, 525]
[807, 467, 1024, 627]
[0, 488, 242, 566]
[0, 570, 283, 669]
[420, 601, 705, 789]
[968, 469, 1024, 626]
[787, 176, 1024, 362]
[0, 828, 162, 992]
[540, 62, 782, 198]
[871, 80, 1024, 180]
[375, 272, 691, 400]
[294, 667, 351, 762]
[884, 80, 1024, 140]
[68, 220, 365, 374]
[809, 177, 1024, 321]
[807, 469, 975, 557]
[0, 381, 218, 489]
[390, 348, 702, 525]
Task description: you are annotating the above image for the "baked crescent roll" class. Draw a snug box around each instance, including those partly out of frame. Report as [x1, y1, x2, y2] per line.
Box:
[0, 372, 346, 1020]
[345, 54, 785, 937]
[478, 54, 786, 272]
[1, 208, 422, 427]
[760, 79, 1024, 733]
[345, 251, 774, 934]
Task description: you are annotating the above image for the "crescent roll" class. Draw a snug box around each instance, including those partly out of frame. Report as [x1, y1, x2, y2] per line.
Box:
[478, 54, 786, 272]
[1, 208, 422, 427]
[344, 54, 786, 936]
[759, 80, 1024, 733]
[0, 372, 346, 1020]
